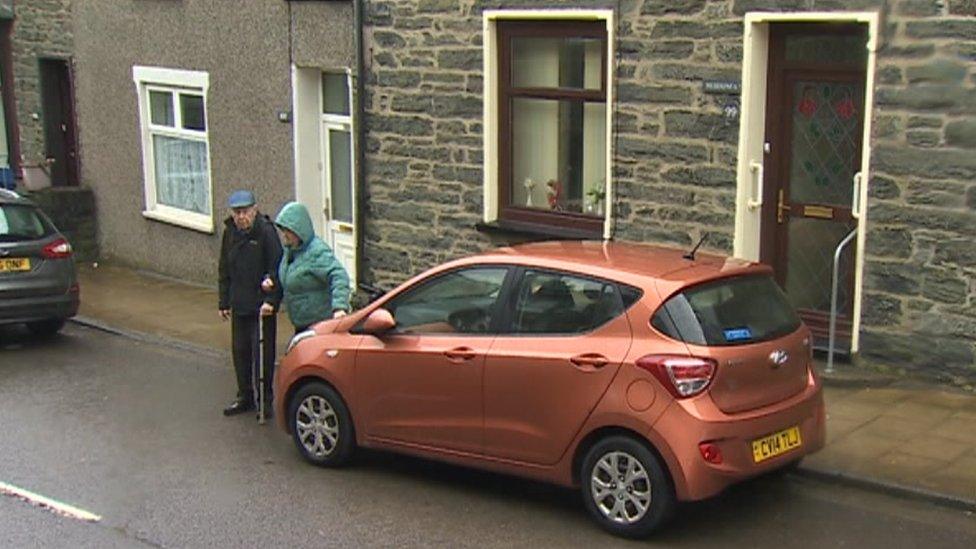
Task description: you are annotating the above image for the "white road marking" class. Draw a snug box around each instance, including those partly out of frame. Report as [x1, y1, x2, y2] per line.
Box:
[0, 481, 101, 523]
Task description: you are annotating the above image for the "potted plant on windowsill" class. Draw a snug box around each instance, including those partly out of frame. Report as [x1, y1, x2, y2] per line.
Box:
[585, 185, 606, 216]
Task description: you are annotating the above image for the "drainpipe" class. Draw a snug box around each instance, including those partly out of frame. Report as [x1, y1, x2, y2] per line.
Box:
[353, 0, 367, 286]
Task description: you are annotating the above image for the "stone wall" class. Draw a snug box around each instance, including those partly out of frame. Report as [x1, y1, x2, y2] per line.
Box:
[28, 186, 98, 262]
[860, 0, 976, 383]
[10, 0, 73, 167]
[362, 0, 975, 381]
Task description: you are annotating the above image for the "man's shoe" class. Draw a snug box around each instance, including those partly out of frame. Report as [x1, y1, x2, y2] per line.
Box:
[223, 399, 255, 416]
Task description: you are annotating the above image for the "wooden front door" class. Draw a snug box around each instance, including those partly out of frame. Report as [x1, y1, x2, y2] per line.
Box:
[761, 25, 867, 348]
[39, 58, 79, 186]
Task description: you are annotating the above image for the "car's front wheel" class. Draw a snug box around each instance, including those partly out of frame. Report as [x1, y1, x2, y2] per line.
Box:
[26, 318, 65, 337]
[288, 381, 355, 467]
[580, 435, 675, 538]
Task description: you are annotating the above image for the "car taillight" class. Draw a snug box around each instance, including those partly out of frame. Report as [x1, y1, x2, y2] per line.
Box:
[41, 238, 72, 259]
[636, 354, 717, 399]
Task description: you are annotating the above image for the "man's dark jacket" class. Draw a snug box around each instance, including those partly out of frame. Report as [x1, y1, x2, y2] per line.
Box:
[218, 213, 283, 313]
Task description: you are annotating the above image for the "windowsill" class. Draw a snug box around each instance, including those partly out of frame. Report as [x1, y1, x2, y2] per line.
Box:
[143, 209, 214, 234]
[475, 219, 603, 241]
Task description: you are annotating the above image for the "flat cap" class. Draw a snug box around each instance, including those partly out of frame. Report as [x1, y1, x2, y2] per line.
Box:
[227, 190, 256, 208]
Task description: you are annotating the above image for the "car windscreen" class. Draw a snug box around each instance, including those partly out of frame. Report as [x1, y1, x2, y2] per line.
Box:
[0, 204, 55, 242]
[651, 274, 802, 346]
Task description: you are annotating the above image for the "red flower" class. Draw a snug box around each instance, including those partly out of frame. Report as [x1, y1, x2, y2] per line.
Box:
[798, 97, 817, 118]
[835, 97, 856, 120]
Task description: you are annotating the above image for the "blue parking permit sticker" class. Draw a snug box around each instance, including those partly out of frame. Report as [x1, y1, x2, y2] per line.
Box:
[723, 327, 753, 342]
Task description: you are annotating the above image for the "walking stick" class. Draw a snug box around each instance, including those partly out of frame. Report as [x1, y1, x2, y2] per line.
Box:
[256, 312, 266, 425]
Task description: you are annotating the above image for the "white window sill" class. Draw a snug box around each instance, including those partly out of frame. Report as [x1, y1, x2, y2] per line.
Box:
[142, 209, 214, 234]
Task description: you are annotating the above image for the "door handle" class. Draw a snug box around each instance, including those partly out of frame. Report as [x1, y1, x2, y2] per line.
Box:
[570, 354, 609, 369]
[444, 347, 477, 362]
[777, 188, 790, 224]
[748, 161, 764, 210]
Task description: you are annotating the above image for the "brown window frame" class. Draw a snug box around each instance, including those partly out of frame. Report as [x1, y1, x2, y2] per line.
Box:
[496, 20, 608, 236]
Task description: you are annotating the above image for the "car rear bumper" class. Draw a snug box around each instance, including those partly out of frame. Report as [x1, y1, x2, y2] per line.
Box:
[650, 369, 826, 501]
[0, 292, 79, 324]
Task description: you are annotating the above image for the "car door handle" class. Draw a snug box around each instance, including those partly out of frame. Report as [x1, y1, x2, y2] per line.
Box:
[570, 354, 609, 369]
[444, 347, 477, 362]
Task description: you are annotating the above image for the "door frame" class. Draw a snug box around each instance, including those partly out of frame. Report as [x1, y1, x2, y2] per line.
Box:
[0, 20, 21, 178]
[291, 66, 358, 286]
[733, 11, 879, 353]
[38, 56, 80, 186]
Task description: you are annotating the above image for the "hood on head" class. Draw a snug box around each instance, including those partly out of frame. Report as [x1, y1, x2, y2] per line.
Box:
[275, 202, 315, 246]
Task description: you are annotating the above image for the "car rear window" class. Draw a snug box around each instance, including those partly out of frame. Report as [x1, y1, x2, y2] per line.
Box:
[651, 274, 801, 346]
[0, 204, 55, 241]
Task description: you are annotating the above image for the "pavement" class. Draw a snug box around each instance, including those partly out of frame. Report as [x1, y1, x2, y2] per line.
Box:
[71, 261, 976, 511]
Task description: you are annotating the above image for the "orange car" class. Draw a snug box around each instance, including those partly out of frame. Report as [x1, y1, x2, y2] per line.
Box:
[274, 241, 825, 538]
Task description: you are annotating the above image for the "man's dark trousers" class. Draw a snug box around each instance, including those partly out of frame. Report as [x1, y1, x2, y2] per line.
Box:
[231, 312, 276, 404]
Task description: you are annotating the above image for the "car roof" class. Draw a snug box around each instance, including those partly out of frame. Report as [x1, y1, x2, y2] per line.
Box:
[0, 189, 36, 206]
[455, 240, 770, 293]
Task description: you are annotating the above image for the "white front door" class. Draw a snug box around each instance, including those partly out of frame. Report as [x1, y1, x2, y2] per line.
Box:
[320, 119, 356, 286]
[320, 72, 356, 286]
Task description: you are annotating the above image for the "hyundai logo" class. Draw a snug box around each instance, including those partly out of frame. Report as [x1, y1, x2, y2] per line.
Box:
[769, 350, 789, 368]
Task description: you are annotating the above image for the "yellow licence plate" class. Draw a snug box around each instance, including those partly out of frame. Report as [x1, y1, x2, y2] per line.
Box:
[752, 426, 802, 463]
[0, 257, 31, 273]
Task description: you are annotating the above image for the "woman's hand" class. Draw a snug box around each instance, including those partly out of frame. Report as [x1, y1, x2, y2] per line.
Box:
[333, 310, 347, 319]
[260, 303, 275, 317]
[261, 276, 275, 293]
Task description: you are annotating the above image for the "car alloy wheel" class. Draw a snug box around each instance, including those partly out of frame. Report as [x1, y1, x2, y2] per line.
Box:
[296, 395, 339, 459]
[288, 382, 355, 467]
[590, 451, 651, 524]
[580, 436, 675, 538]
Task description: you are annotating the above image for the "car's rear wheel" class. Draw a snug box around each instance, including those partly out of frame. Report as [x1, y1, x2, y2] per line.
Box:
[26, 319, 65, 337]
[580, 435, 675, 538]
[288, 381, 355, 467]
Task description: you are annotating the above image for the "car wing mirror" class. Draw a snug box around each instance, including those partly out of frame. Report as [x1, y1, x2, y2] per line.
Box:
[361, 308, 396, 335]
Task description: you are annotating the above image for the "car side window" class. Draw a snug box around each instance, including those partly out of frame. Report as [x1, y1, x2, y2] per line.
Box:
[511, 270, 626, 334]
[386, 267, 508, 335]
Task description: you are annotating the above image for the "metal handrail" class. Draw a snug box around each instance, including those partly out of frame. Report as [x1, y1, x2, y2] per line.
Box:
[826, 228, 858, 373]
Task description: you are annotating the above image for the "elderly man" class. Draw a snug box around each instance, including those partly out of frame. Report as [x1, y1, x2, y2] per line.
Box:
[218, 190, 282, 417]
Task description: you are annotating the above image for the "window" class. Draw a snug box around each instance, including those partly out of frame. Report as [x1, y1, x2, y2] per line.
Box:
[387, 268, 508, 334]
[510, 270, 635, 334]
[651, 275, 802, 346]
[133, 66, 212, 232]
[487, 15, 612, 236]
[321, 72, 353, 225]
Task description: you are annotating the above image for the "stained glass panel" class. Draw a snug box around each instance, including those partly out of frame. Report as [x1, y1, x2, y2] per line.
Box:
[789, 81, 862, 206]
[785, 218, 855, 314]
[784, 33, 867, 66]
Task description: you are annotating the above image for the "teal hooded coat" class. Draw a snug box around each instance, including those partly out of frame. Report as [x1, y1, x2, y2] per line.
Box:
[274, 202, 351, 329]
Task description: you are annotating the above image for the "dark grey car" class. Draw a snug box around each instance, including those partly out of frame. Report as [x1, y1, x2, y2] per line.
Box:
[0, 189, 79, 335]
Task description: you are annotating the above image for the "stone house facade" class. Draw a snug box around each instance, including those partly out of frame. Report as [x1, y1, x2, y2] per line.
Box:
[0, 0, 73, 183]
[359, 0, 976, 382]
[0, 0, 96, 260]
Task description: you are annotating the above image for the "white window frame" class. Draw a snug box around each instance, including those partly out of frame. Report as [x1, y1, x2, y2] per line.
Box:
[482, 9, 615, 239]
[132, 66, 213, 233]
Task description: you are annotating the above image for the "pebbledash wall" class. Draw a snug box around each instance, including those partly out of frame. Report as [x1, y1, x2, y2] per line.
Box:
[73, 0, 354, 282]
[361, 0, 976, 382]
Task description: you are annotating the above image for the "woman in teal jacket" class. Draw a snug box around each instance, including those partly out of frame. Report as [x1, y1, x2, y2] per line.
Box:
[272, 201, 351, 332]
